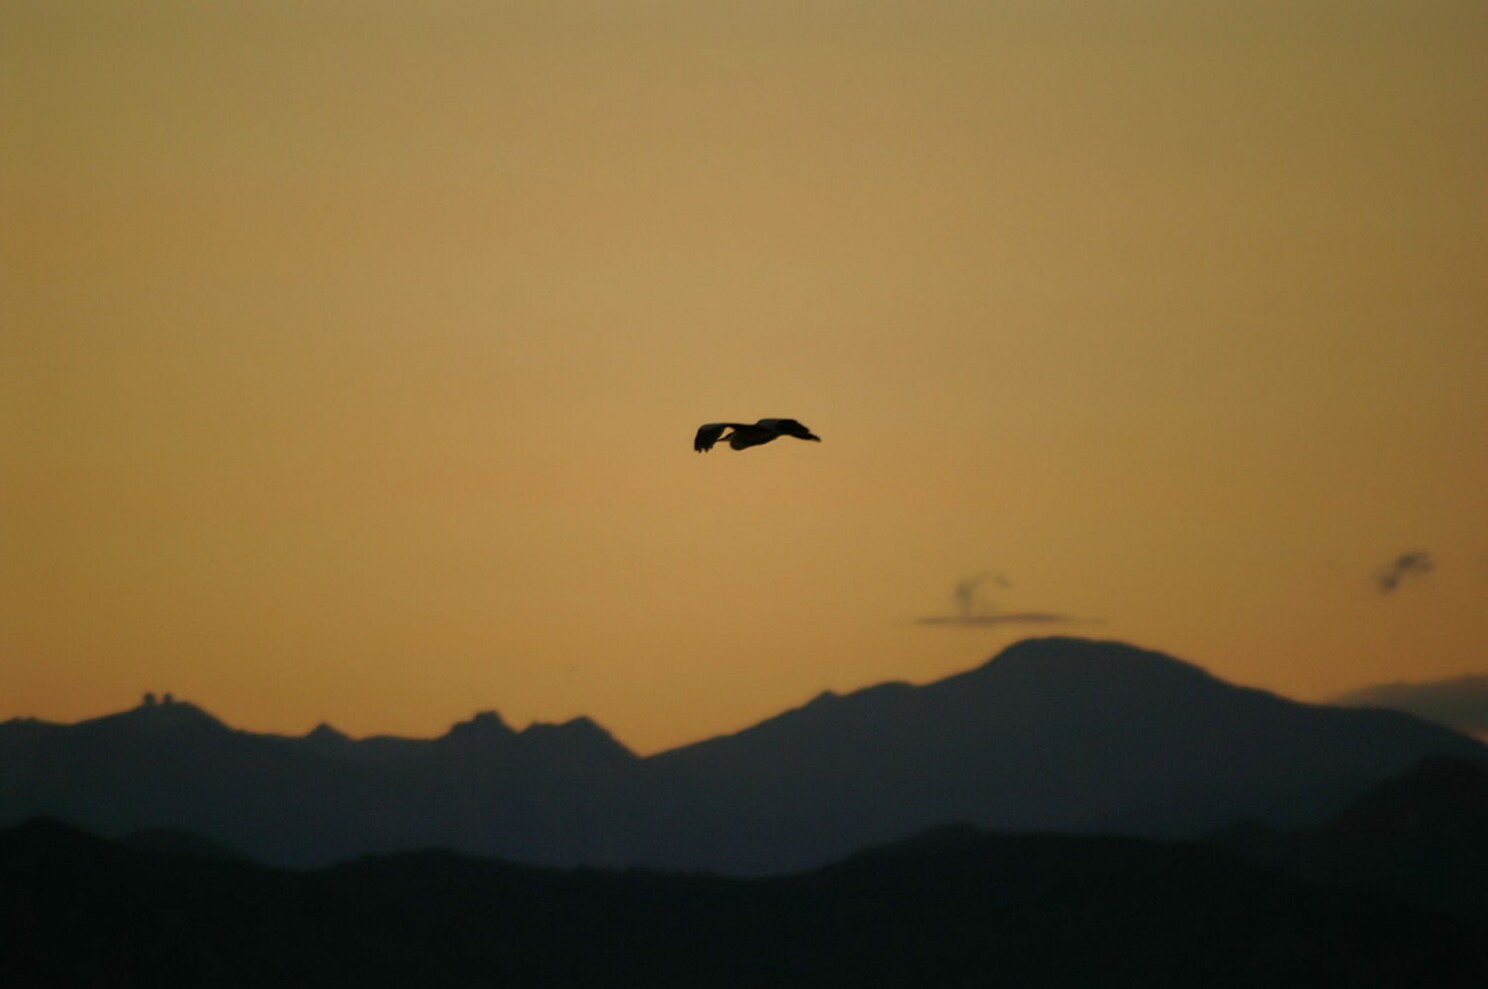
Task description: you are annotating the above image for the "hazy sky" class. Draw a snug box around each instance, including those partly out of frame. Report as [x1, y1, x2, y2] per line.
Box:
[5, 1, 1486, 753]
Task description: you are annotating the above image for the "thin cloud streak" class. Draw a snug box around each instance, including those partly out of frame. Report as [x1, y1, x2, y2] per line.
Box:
[914, 612, 1102, 627]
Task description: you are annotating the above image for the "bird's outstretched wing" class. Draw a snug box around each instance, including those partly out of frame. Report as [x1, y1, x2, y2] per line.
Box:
[757, 418, 821, 442]
[694, 423, 734, 452]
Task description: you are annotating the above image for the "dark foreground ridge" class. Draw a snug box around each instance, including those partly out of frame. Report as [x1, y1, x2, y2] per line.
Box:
[5, 758, 1488, 988]
[4, 638, 1487, 873]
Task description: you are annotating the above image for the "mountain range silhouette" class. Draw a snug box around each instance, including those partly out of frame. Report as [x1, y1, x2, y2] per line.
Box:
[3, 637, 1485, 873]
[6, 755, 1488, 987]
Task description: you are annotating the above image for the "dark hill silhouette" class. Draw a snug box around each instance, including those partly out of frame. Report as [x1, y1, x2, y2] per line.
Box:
[5, 797, 1486, 989]
[1209, 755, 1488, 920]
[2, 638, 1484, 873]
[121, 826, 254, 863]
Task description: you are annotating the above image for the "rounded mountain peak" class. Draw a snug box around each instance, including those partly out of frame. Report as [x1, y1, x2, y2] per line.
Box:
[977, 637, 1221, 684]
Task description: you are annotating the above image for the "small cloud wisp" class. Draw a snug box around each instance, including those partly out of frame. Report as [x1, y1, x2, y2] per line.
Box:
[1375, 551, 1434, 594]
[916, 572, 1098, 628]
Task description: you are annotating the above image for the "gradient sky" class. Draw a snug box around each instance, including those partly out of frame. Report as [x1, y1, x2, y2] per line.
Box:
[5, 1, 1486, 754]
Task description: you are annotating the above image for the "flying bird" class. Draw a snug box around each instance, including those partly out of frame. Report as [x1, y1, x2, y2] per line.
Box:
[694, 418, 821, 452]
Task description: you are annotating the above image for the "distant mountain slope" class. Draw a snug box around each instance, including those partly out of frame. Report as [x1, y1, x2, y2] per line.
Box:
[627, 638, 1488, 871]
[5, 803, 1485, 989]
[1332, 674, 1488, 739]
[0, 698, 637, 867]
[3, 638, 1485, 874]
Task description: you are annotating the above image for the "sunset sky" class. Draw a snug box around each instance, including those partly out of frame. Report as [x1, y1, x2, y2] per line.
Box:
[5, 1, 1486, 754]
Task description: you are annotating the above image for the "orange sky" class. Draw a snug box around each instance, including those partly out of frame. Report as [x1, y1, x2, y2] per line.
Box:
[4, 1, 1487, 754]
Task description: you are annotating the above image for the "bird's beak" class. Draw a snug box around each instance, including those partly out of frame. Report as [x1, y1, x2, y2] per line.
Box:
[805, 433, 821, 441]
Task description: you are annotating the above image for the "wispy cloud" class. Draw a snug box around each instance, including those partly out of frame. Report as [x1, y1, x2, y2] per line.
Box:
[1374, 551, 1434, 594]
[916, 573, 1099, 628]
[952, 572, 1007, 617]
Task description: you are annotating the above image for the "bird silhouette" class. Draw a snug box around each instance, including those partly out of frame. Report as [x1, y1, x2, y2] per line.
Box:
[694, 418, 821, 452]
